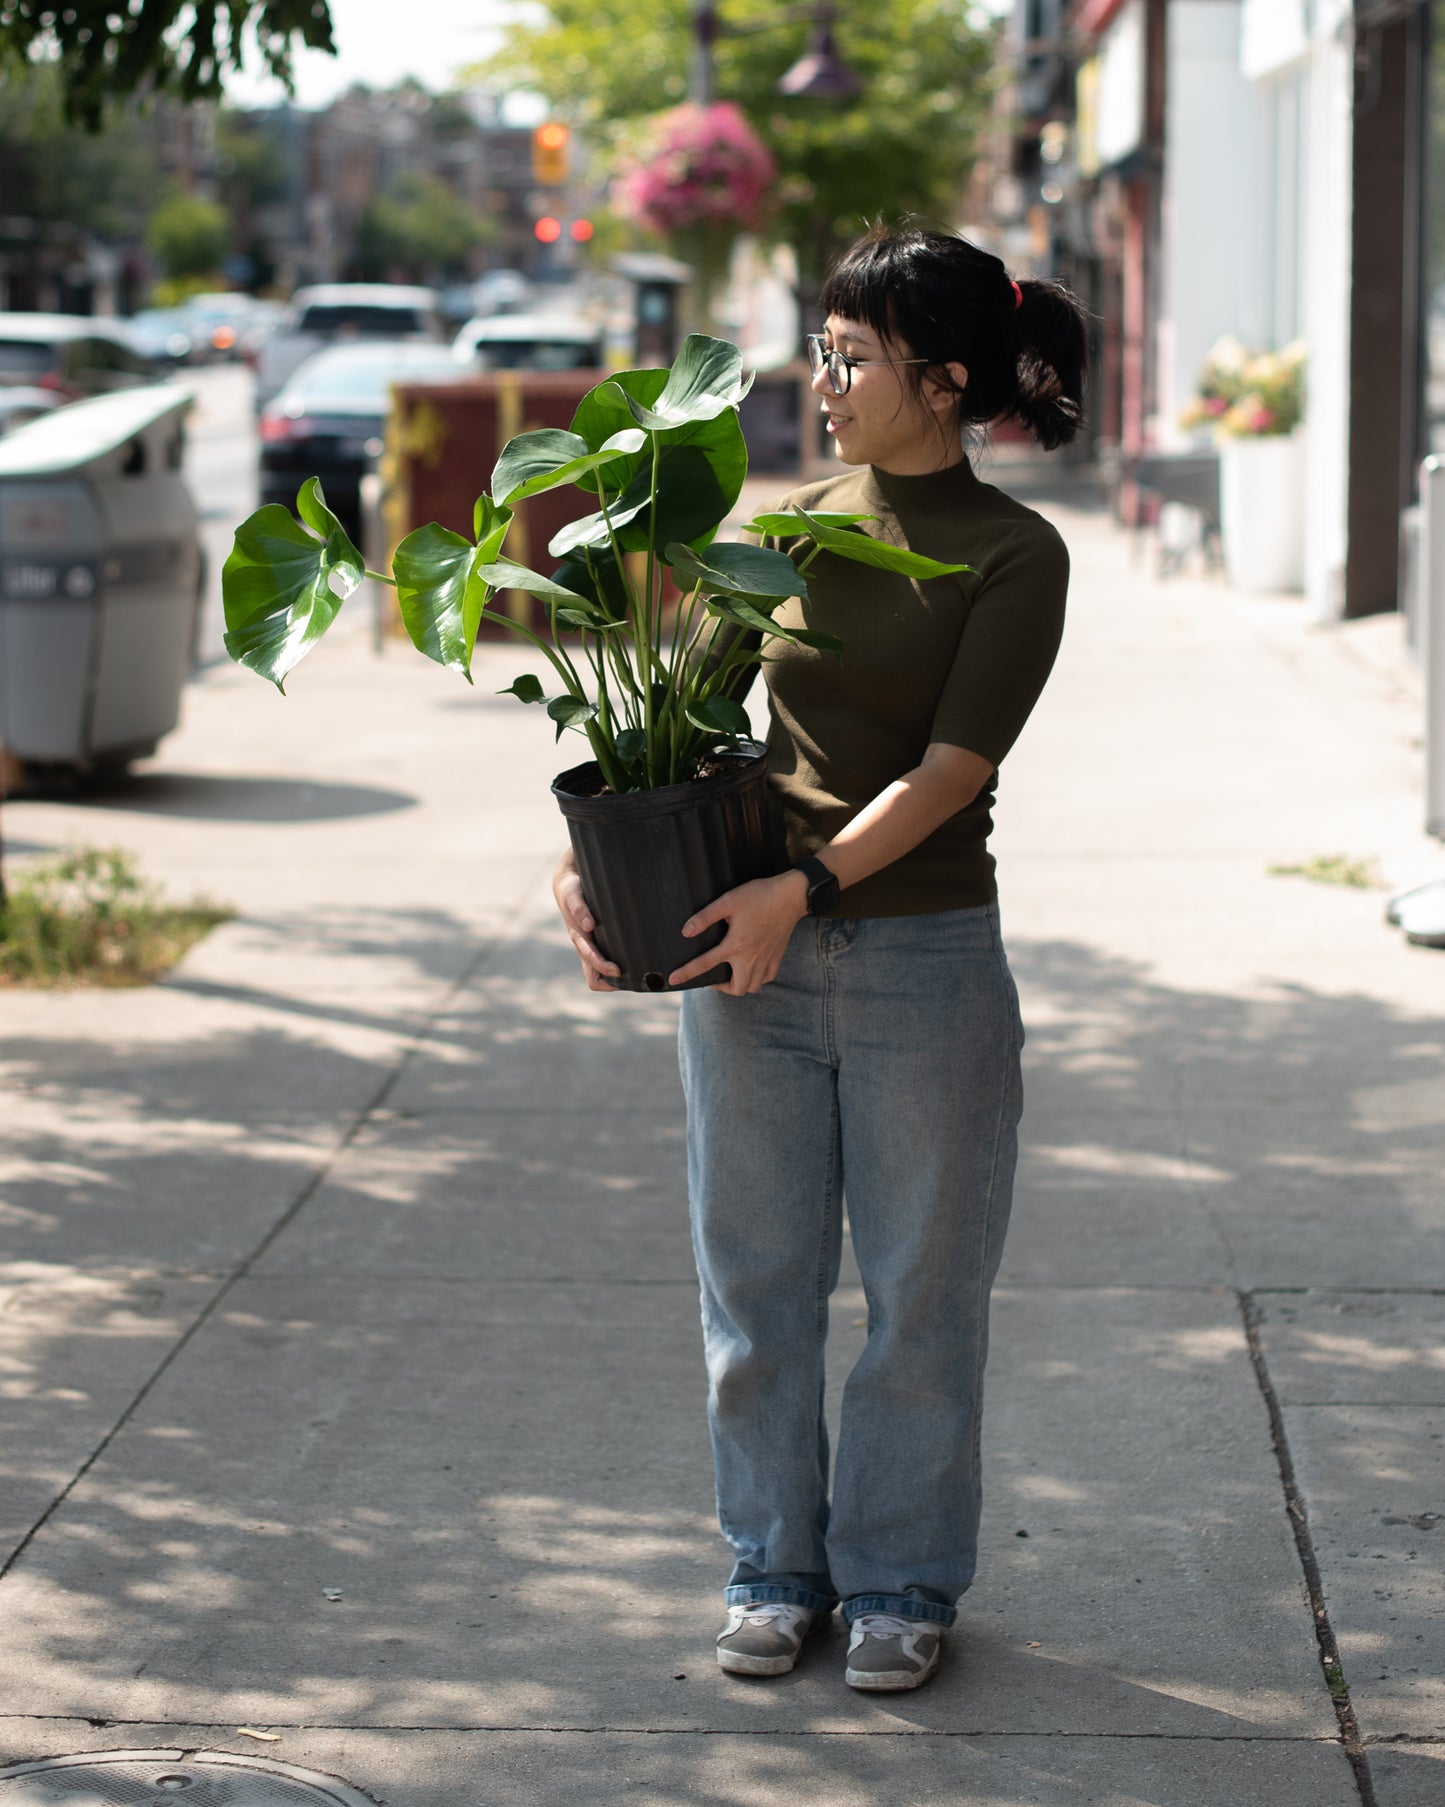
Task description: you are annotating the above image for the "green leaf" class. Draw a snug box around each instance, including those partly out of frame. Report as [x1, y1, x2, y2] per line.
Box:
[500, 674, 545, 703]
[742, 511, 878, 537]
[786, 626, 846, 656]
[547, 492, 651, 558]
[552, 551, 631, 623]
[793, 505, 977, 580]
[570, 366, 669, 460]
[613, 727, 648, 763]
[612, 335, 753, 430]
[392, 522, 499, 681]
[221, 483, 364, 692]
[547, 695, 599, 740]
[491, 427, 646, 507]
[685, 696, 751, 738]
[664, 540, 807, 600]
[704, 593, 790, 637]
[471, 558, 614, 628]
[474, 493, 512, 557]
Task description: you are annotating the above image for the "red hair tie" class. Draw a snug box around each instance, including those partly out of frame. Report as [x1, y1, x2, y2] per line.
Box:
[1010, 280, 1024, 310]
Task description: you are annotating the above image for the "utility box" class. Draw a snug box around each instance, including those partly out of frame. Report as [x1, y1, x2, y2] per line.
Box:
[0, 385, 201, 771]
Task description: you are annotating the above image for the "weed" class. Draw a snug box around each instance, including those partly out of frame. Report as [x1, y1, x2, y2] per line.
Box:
[1267, 854, 1385, 890]
[0, 846, 230, 987]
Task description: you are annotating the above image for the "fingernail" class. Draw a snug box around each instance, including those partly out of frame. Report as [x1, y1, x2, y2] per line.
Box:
[681, 923, 695, 937]
[581, 916, 593, 930]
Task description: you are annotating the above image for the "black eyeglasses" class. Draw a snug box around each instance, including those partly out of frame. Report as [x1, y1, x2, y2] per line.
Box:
[805, 333, 932, 396]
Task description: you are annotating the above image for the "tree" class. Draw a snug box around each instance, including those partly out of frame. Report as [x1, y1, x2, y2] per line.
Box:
[147, 190, 230, 280]
[353, 173, 494, 283]
[477, 0, 995, 292]
[0, 0, 336, 131]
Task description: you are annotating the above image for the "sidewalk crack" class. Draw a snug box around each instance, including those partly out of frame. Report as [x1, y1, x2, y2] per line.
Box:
[1239, 1291, 1378, 1807]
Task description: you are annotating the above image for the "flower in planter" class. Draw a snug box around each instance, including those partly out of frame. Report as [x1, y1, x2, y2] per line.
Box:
[614, 103, 776, 238]
[614, 104, 776, 332]
[1181, 337, 1306, 438]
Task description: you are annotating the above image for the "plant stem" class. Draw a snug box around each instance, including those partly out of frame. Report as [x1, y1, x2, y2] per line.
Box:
[643, 435, 662, 785]
[363, 569, 397, 586]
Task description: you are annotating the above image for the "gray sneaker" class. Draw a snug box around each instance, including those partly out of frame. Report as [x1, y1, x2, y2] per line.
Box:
[844, 1612, 943, 1691]
[716, 1600, 823, 1676]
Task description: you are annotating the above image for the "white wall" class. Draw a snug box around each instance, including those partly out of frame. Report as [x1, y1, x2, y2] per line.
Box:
[1157, 1, 1274, 446]
[1297, 0, 1353, 623]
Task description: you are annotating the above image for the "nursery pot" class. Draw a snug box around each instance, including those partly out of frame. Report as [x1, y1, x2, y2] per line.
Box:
[552, 741, 778, 993]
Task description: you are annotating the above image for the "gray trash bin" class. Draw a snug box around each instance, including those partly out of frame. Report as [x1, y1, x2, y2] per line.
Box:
[0, 384, 201, 772]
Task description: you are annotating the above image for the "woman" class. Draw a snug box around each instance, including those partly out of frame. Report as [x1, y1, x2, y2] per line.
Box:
[554, 224, 1087, 1692]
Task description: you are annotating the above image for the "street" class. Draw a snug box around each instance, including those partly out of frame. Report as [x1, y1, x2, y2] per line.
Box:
[183, 365, 260, 668]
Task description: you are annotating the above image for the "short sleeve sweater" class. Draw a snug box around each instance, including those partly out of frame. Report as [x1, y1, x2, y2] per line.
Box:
[741, 457, 1069, 917]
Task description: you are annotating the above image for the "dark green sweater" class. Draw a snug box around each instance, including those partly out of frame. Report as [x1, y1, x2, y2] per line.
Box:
[740, 458, 1068, 916]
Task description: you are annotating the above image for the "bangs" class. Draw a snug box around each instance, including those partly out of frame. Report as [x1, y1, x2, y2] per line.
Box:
[819, 231, 908, 345]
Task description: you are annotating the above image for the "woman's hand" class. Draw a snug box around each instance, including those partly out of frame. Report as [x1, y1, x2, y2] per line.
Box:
[668, 871, 810, 996]
[552, 847, 620, 991]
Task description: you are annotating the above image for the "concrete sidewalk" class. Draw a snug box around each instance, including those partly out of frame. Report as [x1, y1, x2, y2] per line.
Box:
[1, 498, 1441, 1807]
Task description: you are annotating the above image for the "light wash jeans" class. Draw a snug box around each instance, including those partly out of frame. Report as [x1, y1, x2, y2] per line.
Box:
[677, 903, 1023, 1629]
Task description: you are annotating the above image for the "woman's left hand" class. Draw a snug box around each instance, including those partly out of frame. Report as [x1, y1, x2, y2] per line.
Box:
[668, 871, 810, 995]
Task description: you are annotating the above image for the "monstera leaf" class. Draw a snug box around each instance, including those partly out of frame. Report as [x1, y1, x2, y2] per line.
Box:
[391, 497, 514, 680]
[221, 479, 363, 692]
[792, 505, 977, 580]
[664, 540, 807, 600]
[610, 335, 753, 431]
[491, 427, 645, 508]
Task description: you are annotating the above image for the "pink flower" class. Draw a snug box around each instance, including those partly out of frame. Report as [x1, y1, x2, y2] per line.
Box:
[615, 102, 776, 236]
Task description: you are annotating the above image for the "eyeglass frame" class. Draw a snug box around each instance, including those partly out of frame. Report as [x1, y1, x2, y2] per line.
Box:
[805, 332, 934, 396]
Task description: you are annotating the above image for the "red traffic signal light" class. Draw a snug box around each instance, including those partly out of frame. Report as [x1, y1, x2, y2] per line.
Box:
[532, 122, 571, 186]
[534, 216, 563, 243]
[569, 218, 594, 242]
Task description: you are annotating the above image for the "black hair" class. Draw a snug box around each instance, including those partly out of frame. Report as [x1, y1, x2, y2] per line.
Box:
[820, 222, 1088, 452]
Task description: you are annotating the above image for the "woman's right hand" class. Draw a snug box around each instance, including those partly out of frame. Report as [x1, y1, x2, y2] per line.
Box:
[552, 847, 620, 991]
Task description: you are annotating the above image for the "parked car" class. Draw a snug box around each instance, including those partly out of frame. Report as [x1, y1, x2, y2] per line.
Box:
[470, 268, 534, 317]
[453, 312, 605, 371]
[180, 291, 260, 362]
[126, 307, 199, 369]
[259, 340, 467, 540]
[0, 313, 154, 402]
[255, 283, 444, 413]
[0, 387, 64, 435]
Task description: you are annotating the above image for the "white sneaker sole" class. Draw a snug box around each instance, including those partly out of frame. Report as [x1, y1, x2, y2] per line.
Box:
[716, 1646, 801, 1676]
[845, 1644, 942, 1691]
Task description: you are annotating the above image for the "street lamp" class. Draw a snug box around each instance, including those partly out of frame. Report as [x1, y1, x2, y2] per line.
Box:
[690, 1, 862, 107]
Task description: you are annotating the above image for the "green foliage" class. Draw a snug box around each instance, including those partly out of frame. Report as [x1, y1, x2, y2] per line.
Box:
[146, 190, 230, 280]
[0, 61, 164, 243]
[354, 172, 496, 281]
[222, 334, 962, 793]
[0, 846, 230, 987]
[0, 0, 336, 132]
[475, 0, 996, 283]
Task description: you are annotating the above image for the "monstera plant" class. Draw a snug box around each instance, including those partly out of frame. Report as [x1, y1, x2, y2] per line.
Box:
[221, 334, 970, 988]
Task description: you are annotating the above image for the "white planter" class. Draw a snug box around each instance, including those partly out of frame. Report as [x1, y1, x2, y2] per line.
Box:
[1219, 432, 1306, 593]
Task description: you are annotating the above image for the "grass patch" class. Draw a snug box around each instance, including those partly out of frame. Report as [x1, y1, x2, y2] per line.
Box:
[0, 846, 231, 988]
[1267, 854, 1385, 890]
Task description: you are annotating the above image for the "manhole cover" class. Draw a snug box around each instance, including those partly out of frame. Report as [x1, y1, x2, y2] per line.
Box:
[0, 1751, 375, 1807]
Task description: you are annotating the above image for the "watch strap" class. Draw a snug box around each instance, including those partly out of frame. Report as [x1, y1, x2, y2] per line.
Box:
[794, 854, 840, 916]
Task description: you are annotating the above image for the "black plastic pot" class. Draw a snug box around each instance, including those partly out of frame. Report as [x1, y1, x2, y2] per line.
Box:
[552, 742, 777, 993]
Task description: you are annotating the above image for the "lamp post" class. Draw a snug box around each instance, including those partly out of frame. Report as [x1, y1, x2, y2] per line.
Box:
[690, 1, 862, 106]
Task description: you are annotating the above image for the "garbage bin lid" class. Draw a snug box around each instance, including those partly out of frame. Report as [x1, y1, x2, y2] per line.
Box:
[0, 383, 194, 479]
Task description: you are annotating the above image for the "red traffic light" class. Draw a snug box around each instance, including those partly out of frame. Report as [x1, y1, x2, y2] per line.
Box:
[534, 216, 563, 243]
[569, 218, 594, 242]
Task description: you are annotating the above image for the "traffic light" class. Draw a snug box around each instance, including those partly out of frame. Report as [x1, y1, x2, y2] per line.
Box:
[532, 122, 571, 186]
[534, 216, 563, 244]
[569, 218, 594, 243]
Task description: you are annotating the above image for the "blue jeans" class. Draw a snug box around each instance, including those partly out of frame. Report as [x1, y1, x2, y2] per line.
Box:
[677, 904, 1023, 1629]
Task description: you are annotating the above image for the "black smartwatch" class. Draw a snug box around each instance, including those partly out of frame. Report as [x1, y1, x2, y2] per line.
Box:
[794, 854, 841, 916]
